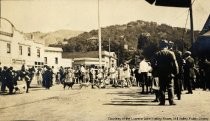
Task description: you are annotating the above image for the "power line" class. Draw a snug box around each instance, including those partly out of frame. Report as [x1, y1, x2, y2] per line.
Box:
[181, 0, 196, 39]
[179, 9, 190, 52]
[184, 9, 190, 30]
[169, 0, 196, 27]
[180, 9, 190, 40]
[172, 9, 189, 22]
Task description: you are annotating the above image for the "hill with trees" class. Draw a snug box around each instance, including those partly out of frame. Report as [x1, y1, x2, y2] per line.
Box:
[50, 20, 200, 65]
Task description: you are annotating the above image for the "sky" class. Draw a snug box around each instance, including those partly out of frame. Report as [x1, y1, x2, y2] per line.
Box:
[1, 0, 210, 33]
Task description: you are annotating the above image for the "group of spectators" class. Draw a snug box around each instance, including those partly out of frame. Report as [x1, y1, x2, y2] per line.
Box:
[0, 61, 134, 94]
[56, 63, 134, 88]
[0, 64, 56, 94]
[1, 40, 210, 107]
[0, 65, 16, 94]
[138, 40, 210, 105]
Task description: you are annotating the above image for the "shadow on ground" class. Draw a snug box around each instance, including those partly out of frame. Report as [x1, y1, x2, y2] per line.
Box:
[104, 90, 159, 106]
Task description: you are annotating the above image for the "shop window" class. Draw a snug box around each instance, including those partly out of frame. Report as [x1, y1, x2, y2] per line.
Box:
[28, 47, 31, 56]
[37, 49, 40, 58]
[7, 43, 11, 53]
[19, 46, 23, 55]
[55, 57, 58, 64]
[44, 57, 47, 64]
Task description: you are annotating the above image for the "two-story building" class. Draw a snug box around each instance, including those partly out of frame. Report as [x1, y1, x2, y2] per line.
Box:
[0, 18, 72, 70]
[44, 47, 72, 70]
[0, 18, 45, 69]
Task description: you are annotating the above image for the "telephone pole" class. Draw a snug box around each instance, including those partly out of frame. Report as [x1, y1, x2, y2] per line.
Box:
[98, 0, 102, 67]
[0, 0, 1, 27]
[145, 0, 194, 51]
[109, 38, 111, 68]
[189, 1, 195, 51]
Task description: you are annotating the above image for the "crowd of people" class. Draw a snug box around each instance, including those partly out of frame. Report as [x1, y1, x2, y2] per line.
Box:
[0, 64, 54, 94]
[1, 39, 210, 106]
[150, 40, 210, 105]
[0, 61, 135, 94]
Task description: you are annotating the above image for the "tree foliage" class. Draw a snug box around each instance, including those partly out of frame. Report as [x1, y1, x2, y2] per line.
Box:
[50, 20, 200, 64]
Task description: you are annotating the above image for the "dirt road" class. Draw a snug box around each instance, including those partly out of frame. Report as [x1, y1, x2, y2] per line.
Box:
[0, 84, 210, 121]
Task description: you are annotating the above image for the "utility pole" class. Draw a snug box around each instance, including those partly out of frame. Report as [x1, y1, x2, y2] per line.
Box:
[117, 50, 120, 66]
[145, 0, 194, 52]
[189, 1, 195, 52]
[109, 38, 111, 68]
[98, 0, 102, 67]
[0, 0, 1, 27]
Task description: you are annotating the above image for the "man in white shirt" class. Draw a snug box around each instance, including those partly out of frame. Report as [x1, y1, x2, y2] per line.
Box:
[80, 65, 86, 83]
[109, 64, 117, 87]
[138, 56, 151, 93]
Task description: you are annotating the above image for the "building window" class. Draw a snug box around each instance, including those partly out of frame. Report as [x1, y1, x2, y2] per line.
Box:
[7, 43, 11, 53]
[55, 57, 58, 64]
[44, 57, 47, 64]
[19, 46, 23, 55]
[28, 47, 31, 56]
[37, 49, 40, 58]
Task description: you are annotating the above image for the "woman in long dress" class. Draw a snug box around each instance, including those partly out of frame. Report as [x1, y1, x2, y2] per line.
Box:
[123, 63, 131, 87]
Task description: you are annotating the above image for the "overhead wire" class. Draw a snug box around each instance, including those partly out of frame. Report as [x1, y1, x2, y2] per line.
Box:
[182, 0, 196, 35]
[180, 0, 196, 51]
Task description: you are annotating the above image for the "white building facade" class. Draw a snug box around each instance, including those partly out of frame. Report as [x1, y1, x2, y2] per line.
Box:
[71, 51, 117, 68]
[44, 47, 72, 70]
[0, 18, 72, 70]
[0, 19, 45, 69]
[0, 31, 46, 69]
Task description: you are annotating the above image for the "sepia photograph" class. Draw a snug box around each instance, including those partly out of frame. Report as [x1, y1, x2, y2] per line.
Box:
[0, 0, 210, 121]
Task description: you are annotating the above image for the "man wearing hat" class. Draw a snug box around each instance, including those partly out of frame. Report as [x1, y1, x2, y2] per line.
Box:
[1, 66, 8, 92]
[183, 51, 195, 94]
[5, 67, 14, 94]
[43, 66, 53, 89]
[154, 40, 179, 105]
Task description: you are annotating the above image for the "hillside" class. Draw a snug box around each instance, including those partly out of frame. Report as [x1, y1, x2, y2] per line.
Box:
[50, 20, 200, 64]
[25, 29, 83, 46]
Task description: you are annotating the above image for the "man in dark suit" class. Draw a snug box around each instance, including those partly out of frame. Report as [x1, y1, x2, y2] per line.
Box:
[5, 67, 14, 94]
[134, 67, 140, 87]
[43, 66, 53, 89]
[183, 51, 195, 94]
[1, 66, 7, 92]
[168, 43, 183, 100]
[154, 40, 179, 105]
[173, 49, 183, 100]
[203, 59, 210, 90]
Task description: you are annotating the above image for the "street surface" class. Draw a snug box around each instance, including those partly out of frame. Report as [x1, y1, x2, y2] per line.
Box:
[0, 84, 210, 121]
